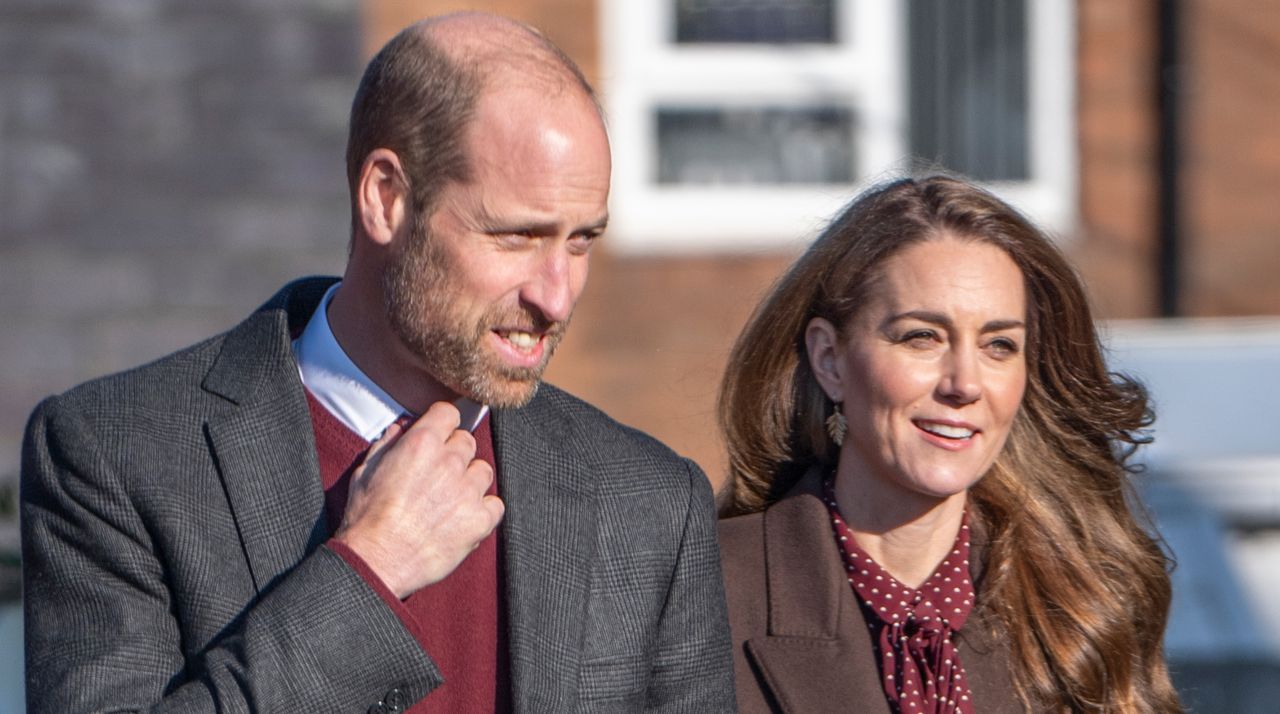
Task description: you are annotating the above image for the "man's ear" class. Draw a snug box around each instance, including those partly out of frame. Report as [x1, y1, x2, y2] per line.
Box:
[356, 148, 409, 247]
[804, 316, 845, 403]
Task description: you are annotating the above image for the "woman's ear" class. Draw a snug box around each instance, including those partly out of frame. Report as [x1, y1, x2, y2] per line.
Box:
[355, 148, 409, 247]
[805, 316, 845, 403]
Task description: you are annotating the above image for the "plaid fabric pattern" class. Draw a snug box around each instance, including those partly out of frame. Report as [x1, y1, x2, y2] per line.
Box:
[22, 277, 735, 713]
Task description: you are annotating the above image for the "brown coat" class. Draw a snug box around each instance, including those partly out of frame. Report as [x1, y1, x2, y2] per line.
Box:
[718, 468, 1027, 713]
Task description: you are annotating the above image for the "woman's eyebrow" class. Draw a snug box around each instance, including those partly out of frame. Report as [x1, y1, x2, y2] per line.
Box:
[883, 311, 1025, 333]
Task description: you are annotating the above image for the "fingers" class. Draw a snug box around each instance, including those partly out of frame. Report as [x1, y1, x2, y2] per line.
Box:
[350, 420, 402, 485]
[407, 401, 463, 438]
[465, 456, 493, 490]
[370, 419, 405, 456]
[337, 400, 504, 596]
[481, 494, 505, 531]
[396, 404, 476, 471]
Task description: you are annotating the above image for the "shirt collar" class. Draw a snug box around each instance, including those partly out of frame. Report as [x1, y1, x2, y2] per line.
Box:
[292, 282, 488, 440]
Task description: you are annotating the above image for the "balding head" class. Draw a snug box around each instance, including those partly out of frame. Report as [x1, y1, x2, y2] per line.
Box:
[419, 12, 595, 97]
[344, 13, 599, 238]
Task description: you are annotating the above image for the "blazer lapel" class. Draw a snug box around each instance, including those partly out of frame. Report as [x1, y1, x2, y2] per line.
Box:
[492, 397, 598, 713]
[745, 471, 892, 714]
[202, 280, 332, 593]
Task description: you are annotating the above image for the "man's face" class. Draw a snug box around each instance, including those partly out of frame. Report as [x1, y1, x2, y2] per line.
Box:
[383, 82, 611, 408]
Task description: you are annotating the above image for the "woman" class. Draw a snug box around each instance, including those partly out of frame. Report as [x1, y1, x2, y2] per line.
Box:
[717, 176, 1181, 713]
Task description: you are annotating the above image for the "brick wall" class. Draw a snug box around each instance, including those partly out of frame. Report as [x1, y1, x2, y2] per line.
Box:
[365, 0, 600, 83]
[0, 1, 364, 532]
[1074, 0, 1162, 318]
[1073, 0, 1280, 318]
[1182, 0, 1280, 315]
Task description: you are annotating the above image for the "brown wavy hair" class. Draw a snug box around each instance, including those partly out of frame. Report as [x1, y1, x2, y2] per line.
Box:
[719, 176, 1181, 712]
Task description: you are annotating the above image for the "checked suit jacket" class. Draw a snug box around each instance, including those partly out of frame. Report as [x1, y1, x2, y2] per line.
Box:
[21, 277, 735, 713]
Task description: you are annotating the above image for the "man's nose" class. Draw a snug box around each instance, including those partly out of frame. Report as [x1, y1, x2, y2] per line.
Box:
[938, 348, 982, 405]
[521, 247, 577, 324]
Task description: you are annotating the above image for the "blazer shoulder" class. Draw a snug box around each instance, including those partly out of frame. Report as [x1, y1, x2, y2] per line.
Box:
[717, 510, 765, 551]
[514, 383, 707, 499]
[716, 511, 767, 605]
[33, 276, 334, 423]
[530, 382, 693, 464]
[42, 331, 230, 422]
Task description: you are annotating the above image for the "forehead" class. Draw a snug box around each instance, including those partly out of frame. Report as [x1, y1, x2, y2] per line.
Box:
[867, 237, 1026, 317]
[447, 81, 610, 222]
[468, 78, 607, 159]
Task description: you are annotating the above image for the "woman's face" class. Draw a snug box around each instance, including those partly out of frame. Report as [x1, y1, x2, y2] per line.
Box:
[809, 236, 1028, 505]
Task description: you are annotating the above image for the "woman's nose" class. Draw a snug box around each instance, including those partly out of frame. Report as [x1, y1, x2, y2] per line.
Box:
[938, 348, 982, 404]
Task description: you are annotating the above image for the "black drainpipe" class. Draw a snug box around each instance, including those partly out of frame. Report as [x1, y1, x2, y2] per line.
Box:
[1157, 0, 1183, 317]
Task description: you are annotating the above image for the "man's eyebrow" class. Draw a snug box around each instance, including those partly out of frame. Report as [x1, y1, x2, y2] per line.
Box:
[577, 216, 608, 235]
[884, 311, 1025, 332]
[483, 215, 609, 235]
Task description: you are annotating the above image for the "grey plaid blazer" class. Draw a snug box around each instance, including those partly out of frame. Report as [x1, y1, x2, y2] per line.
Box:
[22, 277, 735, 713]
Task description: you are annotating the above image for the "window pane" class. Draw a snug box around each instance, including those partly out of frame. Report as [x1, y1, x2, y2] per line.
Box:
[674, 0, 836, 44]
[908, 0, 1029, 181]
[656, 106, 855, 184]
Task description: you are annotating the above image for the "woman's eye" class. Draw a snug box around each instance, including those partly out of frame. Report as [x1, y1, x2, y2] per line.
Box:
[901, 329, 937, 345]
[987, 337, 1021, 356]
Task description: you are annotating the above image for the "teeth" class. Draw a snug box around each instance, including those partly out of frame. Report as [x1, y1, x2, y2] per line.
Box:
[502, 331, 538, 350]
[919, 422, 974, 439]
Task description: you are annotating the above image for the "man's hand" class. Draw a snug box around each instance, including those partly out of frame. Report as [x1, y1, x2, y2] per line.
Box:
[334, 402, 504, 599]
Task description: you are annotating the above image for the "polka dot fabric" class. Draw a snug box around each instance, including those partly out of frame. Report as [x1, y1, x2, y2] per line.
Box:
[822, 478, 976, 714]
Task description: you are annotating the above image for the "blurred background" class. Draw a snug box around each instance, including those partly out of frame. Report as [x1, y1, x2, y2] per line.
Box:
[1, 0, 1277, 710]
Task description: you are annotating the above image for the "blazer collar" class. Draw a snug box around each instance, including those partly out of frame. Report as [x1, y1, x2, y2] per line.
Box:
[491, 392, 598, 713]
[745, 465, 892, 714]
[202, 277, 336, 593]
[202, 277, 334, 406]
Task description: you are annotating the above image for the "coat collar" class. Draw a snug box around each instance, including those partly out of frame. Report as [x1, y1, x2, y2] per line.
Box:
[201, 277, 337, 592]
[746, 465, 893, 714]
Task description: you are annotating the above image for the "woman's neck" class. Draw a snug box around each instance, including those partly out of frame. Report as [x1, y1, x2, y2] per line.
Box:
[832, 471, 968, 589]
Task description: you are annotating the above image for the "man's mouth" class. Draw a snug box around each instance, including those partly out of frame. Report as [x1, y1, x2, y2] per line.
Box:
[914, 420, 977, 440]
[496, 329, 540, 353]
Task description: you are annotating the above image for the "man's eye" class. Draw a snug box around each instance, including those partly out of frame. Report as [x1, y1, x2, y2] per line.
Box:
[568, 232, 602, 254]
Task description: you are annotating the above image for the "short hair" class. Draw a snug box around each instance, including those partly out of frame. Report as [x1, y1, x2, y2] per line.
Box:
[344, 21, 598, 238]
[345, 28, 479, 236]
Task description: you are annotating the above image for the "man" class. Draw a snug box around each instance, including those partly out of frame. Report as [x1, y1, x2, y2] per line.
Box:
[21, 14, 734, 713]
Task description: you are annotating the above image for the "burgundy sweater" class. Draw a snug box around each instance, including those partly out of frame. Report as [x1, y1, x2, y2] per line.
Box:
[307, 390, 510, 713]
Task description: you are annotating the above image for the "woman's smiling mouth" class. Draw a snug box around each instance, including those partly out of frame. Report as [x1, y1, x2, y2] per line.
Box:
[914, 419, 978, 441]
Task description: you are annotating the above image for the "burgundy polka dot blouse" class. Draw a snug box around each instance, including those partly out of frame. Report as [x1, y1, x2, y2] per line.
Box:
[822, 477, 976, 714]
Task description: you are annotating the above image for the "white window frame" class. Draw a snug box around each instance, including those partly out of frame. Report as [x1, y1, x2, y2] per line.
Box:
[600, 0, 1076, 254]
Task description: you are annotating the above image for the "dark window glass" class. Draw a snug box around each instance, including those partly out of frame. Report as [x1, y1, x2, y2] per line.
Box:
[674, 0, 837, 44]
[656, 106, 855, 184]
[908, 0, 1029, 181]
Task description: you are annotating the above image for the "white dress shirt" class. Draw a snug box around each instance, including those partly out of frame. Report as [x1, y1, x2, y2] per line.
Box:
[292, 282, 488, 439]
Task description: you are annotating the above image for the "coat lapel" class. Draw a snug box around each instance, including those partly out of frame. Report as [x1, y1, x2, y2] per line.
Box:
[753, 471, 1021, 714]
[202, 279, 333, 593]
[745, 470, 892, 714]
[492, 397, 598, 713]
